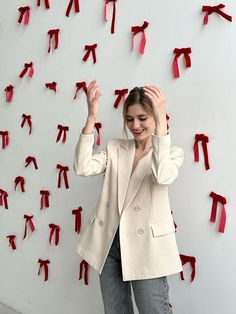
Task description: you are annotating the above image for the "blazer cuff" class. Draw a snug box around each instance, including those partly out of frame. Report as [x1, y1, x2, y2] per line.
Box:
[151, 132, 171, 145]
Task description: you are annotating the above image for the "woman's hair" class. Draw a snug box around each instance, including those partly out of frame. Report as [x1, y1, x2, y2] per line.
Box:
[122, 87, 154, 138]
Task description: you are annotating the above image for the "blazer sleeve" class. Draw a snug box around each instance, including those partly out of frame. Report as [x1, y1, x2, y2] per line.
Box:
[151, 132, 184, 185]
[73, 128, 108, 176]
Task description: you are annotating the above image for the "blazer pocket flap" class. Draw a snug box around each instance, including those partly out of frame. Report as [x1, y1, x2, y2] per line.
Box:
[151, 221, 175, 237]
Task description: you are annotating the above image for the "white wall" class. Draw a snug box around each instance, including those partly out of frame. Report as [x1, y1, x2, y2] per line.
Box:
[1, 1, 236, 313]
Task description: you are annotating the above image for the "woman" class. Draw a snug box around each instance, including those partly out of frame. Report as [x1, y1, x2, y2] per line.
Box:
[73, 79, 184, 313]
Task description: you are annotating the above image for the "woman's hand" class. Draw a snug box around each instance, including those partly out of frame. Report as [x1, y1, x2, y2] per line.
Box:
[143, 85, 167, 122]
[86, 80, 102, 118]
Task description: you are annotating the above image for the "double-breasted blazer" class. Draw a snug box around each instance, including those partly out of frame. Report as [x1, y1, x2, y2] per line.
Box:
[73, 128, 184, 281]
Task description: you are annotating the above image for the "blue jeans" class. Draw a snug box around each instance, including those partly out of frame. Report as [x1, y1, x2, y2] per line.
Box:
[99, 226, 173, 314]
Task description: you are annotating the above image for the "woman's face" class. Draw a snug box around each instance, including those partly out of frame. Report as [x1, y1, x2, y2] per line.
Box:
[125, 103, 155, 141]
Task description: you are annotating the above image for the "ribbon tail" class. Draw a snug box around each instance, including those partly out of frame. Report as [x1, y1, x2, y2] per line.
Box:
[218, 205, 226, 233]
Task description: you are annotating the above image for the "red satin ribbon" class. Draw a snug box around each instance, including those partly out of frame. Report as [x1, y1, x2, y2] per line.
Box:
[131, 21, 149, 54]
[19, 62, 34, 78]
[0, 189, 8, 209]
[72, 207, 82, 233]
[114, 89, 128, 108]
[173, 48, 192, 78]
[66, 0, 80, 17]
[209, 191, 227, 233]
[7, 235, 17, 250]
[94, 122, 102, 145]
[166, 113, 170, 130]
[104, 0, 117, 34]
[23, 214, 35, 239]
[0, 131, 9, 149]
[21, 114, 32, 134]
[37, 0, 50, 9]
[202, 4, 232, 25]
[56, 125, 69, 143]
[40, 190, 50, 209]
[14, 176, 25, 192]
[18, 6, 30, 25]
[25, 156, 38, 169]
[79, 260, 89, 285]
[74, 81, 88, 100]
[38, 259, 50, 281]
[45, 81, 57, 93]
[56, 164, 69, 189]
[47, 29, 59, 53]
[5, 85, 14, 102]
[83, 44, 97, 64]
[193, 133, 210, 170]
[179, 254, 196, 282]
[49, 224, 60, 245]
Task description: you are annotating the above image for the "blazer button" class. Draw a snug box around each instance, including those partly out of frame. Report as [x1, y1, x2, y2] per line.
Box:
[99, 220, 104, 227]
[138, 228, 144, 235]
[134, 205, 141, 212]
[107, 201, 111, 208]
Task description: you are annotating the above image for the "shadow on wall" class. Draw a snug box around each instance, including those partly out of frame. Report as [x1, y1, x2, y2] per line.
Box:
[0, 303, 22, 314]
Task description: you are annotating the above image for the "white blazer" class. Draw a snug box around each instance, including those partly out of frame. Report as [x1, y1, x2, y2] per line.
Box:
[73, 128, 184, 281]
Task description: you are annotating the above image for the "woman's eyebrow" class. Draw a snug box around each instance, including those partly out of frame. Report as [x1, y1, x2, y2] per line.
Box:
[125, 114, 147, 118]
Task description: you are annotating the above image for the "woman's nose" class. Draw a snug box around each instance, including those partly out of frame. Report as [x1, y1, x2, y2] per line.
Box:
[133, 119, 140, 129]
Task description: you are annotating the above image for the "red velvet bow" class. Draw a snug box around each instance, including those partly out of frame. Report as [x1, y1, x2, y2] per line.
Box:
[37, 0, 50, 9]
[74, 81, 88, 100]
[209, 191, 227, 233]
[23, 214, 35, 239]
[202, 4, 232, 25]
[114, 89, 128, 109]
[40, 190, 50, 209]
[25, 156, 38, 169]
[45, 81, 57, 93]
[7, 235, 17, 250]
[0, 131, 9, 149]
[179, 254, 196, 282]
[79, 260, 89, 285]
[72, 207, 82, 233]
[49, 223, 60, 245]
[66, 0, 80, 17]
[104, 0, 117, 34]
[193, 134, 210, 170]
[94, 122, 102, 145]
[47, 29, 60, 53]
[173, 48, 192, 78]
[56, 125, 69, 143]
[18, 6, 30, 25]
[83, 44, 97, 64]
[19, 62, 34, 78]
[4, 85, 14, 102]
[14, 176, 25, 192]
[38, 259, 50, 281]
[131, 21, 149, 54]
[21, 114, 32, 134]
[0, 189, 8, 209]
[56, 164, 69, 189]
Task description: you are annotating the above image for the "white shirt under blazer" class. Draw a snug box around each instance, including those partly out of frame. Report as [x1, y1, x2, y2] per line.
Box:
[73, 128, 184, 281]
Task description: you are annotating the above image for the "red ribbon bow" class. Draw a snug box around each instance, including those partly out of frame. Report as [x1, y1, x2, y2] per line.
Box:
[40, 190, 50, 209]
[0, 189, 8, 209]
[49, 224, 60, 245]
[74, 81, 88, 100]
[23, 214, 35, 239]
[114, 89, 128, 109]
[193, 133, 210, 170]
[83, 44, 97, 64]
[72, 207, 82, 233]
[18, 6, 30, 25]
[7, 235, 17, 250]
[56, 125, 69, 143]
[94, 122, 102, 145]
[202, 4, 232, 25]
[4, 85, 14, 102]
[56, 164, 69, 189]
[14, 176, 25, 192]
[47, 29, 60, 53]
[104, 0, 117, 34]
[19, 62, 34, 78]
[21, 114, 32, 134]
[209, 191, 227, 233]
[45, 81, 57, 93]
[25, 156, 38, 169]
[38, 259, 50, 281]
[179, 254, 196, 282]
[79, 260, 89, 285]
[131, 21, 149, 54]
[0, 131, 9, 149]
[173, 48, 192, 78]
[66, 0, 80, 17]
[37, 0, 50, 9]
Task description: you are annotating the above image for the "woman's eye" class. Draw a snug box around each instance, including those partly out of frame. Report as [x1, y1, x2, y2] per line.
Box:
[126, 119, 133, 122]
[139, 118, 146, 121]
